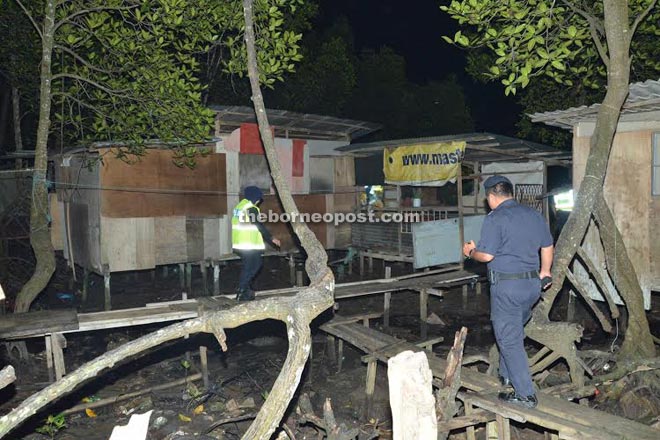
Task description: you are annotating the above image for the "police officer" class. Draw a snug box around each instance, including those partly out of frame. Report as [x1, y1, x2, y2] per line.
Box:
[463, 175, 553, 408]
[232, 186, 280, 301]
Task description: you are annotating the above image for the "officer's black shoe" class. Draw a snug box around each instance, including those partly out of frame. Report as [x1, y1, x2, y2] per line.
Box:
[497, 391, 538, 408]
[499, 376, 512, 387]
[236, 289, 255, 301]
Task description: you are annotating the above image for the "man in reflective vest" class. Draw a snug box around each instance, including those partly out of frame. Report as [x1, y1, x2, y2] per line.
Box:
[232, 186, 280, 301]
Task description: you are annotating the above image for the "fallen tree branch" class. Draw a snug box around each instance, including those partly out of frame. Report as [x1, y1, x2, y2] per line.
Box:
[586, 357, 660, 385]
[206, 413, 258, 433]
[295, 394, 362, 440]
[61, 373, 202, 416]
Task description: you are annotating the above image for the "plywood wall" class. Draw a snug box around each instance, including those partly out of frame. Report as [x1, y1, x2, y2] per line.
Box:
[649, 198, 660, 290]
[99, 149, 226, 218]
[259, 194, 328, 250]
[573, 131, 652, 306]
[54, 155, 103, 272]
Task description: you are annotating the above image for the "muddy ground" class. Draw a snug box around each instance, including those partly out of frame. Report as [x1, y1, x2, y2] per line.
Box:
[1, 252, 659, 439]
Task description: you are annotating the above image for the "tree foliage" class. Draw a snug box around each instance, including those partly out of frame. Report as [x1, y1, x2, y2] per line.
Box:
[2, 0, 307, 162]
[441, 0, 660, 96]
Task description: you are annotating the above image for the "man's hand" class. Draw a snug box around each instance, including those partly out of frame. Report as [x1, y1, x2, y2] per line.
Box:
[271, 238, 281, 248]
[463, 240, 476, 258]
[539, 271, 552, 290]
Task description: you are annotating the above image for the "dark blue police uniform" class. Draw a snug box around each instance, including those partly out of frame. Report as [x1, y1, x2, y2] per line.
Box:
[477, 197, 553, 397]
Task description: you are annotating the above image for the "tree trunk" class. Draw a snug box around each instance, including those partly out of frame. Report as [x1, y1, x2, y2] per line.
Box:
[533, 0, 631, 320]
[239, 1, 334, 438]
[526, 0, 654, 375]
[13, 0, 56, 313]
[594, 194, 655, 358]
[11, 87, 23, 152]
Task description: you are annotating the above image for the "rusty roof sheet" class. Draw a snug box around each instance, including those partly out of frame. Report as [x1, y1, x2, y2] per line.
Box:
[529, 79, 660, 129]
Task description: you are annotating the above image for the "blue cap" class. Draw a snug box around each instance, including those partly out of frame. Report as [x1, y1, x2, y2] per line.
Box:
[244, 186, 263, 203]
[483, 175, 512, 189]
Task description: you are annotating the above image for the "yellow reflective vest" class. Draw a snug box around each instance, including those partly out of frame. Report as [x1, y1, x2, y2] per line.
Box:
[232, 199, 265, 250]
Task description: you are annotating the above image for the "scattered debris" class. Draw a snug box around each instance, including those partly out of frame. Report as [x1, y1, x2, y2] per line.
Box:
[109, 410, 153, 440]
[425, 313, 447, 326]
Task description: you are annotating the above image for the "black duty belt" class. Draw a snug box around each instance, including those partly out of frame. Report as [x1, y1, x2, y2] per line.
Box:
[488, 270, 539, 284]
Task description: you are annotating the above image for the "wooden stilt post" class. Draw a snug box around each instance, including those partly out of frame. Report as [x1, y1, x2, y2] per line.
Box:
[212, 261, 220, 295]
[368, 254, 374, 273]
[51, 333, 67, 381]
[326, 335, 336, 364]
[462, 284, 469, 309]
[289, 253, 296, 285]
[464, 399, 477, 440]
[163, 265, 169, 278]
[337, 339, 344, 373]
[103, 265, 111, 311]
[200, 261, 208, 297]
[199, 346, 209, 389]
[82, 267, 89, 304]
[178, 263, 185, 290]
[420, 288, 428, 340]
[45, 335, 55, 383]
[296, 270, 304, 287]
[185, 263, 192, 295]
[487, 421, 498, 440]
[384, 266, 392, 328]
[476, 281, 482, 295]
[364, 357, 377, 421]
[496, 414, 511, 440]
[359, 251, 365, 276]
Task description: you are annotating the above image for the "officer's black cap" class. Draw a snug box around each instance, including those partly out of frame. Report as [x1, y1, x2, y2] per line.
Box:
[483, 175, 512, 189]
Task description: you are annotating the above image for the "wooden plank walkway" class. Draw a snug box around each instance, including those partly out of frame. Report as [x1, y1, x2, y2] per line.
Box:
[0, 269, 477, 340]
[320, 321, 659, 440]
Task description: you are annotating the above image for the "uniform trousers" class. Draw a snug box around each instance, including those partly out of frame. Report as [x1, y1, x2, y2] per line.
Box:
[236, 249, 263, 291]
[490, 278, 541, 397]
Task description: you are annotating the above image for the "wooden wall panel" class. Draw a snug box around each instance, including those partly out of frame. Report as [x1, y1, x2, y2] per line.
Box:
[100, 149, 226, 218]
[186, 218, 205, 262]
[154, 216, 187, 265]
[259, 194, 328, 250]
[573, 130, 652, 305]
[650, 199, 660, 290]
[49, 195, 64, 251]
[334, 156, 355, 188]
[57, 155, 102, 271]
[203, 217, 221, 260]
[101, 217, 155, 272]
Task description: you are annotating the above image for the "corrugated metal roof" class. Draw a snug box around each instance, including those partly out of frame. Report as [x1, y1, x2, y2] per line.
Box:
[529, 79, 660, 129]
[335, 132, 571, 167]
[211, 105, 382, 141]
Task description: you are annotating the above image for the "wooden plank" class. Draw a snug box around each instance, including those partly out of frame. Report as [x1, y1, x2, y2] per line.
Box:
[437, 408, 494, 432]
[52, 333, 67, 381]
[458, 392, 616, 440]
[45, 335, 55, 382]
[0, 310, 78, 339]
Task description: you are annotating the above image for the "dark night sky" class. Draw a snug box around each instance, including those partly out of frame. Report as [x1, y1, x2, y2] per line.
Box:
[318, 0, 522, 135]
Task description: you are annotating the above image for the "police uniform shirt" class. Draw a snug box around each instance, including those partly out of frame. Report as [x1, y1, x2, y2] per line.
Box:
[476, 199, 553, 273]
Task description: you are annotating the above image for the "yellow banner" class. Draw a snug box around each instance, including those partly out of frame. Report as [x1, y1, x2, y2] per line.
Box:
[383, 141, 466, 186]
